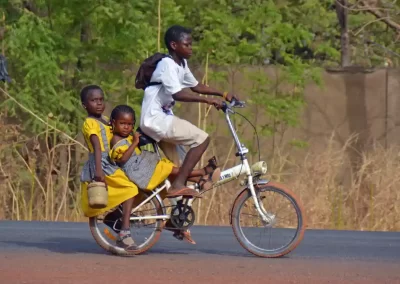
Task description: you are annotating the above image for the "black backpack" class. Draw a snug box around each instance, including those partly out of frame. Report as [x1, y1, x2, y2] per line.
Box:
[135, 53, 170, 90]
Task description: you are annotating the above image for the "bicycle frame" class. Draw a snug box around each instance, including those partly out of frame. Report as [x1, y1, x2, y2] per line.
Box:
[129, 101, 274, 224]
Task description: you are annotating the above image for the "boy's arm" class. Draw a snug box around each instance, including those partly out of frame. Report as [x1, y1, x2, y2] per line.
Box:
[172, 89, 224, 108]
[159, 59, 230, 107]
[191, 83, 238, 102]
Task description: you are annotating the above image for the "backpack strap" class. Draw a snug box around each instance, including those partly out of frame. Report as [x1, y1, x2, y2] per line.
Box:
[144, 55, 175, 90]
[138, 54, 185, 90]
[144, 81, 162, 90]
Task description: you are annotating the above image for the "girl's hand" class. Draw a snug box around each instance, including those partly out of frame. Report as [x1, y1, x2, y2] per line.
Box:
[133, 131, 141, 143]
[94, 170, 105, 182]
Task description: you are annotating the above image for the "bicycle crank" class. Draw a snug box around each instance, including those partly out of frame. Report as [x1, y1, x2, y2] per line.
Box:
[170, 200, 195, 230]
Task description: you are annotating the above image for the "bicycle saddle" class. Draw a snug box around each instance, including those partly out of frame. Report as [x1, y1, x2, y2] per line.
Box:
[136, 127, 156, 147]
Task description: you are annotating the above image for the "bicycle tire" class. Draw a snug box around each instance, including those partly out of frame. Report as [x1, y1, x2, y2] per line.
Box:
[89, 190, 164, 256]
[231, 181, 306, 258]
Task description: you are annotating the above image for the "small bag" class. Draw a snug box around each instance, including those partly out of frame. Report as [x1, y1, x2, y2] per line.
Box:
[87, 181, 108, 209]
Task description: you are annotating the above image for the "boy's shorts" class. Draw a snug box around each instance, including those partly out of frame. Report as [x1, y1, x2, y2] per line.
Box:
[159, 116, 209, 165]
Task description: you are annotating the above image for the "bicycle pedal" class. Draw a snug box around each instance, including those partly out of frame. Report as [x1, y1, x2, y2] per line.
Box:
[173, 233, 184, 241]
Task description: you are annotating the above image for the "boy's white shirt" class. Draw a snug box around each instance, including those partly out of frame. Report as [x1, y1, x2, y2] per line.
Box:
[139, 57, 198, 142]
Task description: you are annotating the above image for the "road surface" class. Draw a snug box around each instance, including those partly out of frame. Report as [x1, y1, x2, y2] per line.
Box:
[0, 221, 399, 283]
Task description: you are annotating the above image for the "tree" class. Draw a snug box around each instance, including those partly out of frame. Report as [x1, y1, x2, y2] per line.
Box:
[336, 0, 351, 67]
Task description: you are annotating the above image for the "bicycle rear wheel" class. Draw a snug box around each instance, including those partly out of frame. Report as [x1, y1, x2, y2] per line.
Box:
[231, 182, 306, 258]
[89, 190, 164, 256]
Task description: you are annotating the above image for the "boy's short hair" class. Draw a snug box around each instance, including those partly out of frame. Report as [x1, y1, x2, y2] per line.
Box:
[164, 25, 192, 51]
[80, 85, 103, 103]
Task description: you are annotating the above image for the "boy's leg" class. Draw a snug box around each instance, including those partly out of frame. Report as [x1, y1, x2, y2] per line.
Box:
[168, 138, 209, 195]
[161, 116, 210, 197]
[159, 116, 211, 244]
[159, 141, 183, 167]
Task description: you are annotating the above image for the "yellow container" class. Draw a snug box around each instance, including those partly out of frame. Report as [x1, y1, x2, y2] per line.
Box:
[87, 181, 108, 209]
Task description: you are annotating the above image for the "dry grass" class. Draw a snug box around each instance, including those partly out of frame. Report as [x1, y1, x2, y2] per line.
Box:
[193, 133, 400, 232]
[266, 134, 400, 231]
[0, 115, 84, 222]
[1, 116, 399, 231]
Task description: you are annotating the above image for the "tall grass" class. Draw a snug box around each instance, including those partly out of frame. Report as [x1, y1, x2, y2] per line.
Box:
[0, 114, 83, 221]
[267, 134, 400, 231]
[1, 116, 399, 232]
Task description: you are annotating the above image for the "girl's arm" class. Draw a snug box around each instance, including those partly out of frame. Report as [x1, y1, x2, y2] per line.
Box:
[89, 134, 105, 182]
[114, 132, 141, 164]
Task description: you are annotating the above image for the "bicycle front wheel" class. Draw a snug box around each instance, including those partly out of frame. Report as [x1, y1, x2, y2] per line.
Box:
[231, 182, 306, 258]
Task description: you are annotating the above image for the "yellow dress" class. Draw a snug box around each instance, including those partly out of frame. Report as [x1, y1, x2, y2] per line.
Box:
[80, 117, 139, 217]
[109, 135, 174, 191]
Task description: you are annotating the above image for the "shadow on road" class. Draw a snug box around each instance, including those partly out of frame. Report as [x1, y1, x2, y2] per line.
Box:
[1, 238, 194, 256]
[2, 237, 106, 255]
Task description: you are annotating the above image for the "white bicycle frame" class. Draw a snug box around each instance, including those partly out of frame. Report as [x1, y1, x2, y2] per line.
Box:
[129, 102, 274, 224]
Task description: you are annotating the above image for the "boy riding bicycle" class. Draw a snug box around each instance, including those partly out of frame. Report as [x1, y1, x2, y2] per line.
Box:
[138, 25, 238, 244]
[139, 25, 238, 197]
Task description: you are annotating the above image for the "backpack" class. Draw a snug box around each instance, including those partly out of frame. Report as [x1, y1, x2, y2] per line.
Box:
[134, 53, 170, 90]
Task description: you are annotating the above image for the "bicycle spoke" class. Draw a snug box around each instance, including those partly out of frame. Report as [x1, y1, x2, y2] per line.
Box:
[235, 186, 303, 256]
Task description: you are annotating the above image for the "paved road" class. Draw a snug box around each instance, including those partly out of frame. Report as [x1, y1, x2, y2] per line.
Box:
[0, 221, 399, 283]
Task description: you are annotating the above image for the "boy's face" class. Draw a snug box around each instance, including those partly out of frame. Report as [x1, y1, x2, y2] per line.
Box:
[171, 33, 193, 59]
[113, 112, 134, 138]
[83, 89, 105, 117]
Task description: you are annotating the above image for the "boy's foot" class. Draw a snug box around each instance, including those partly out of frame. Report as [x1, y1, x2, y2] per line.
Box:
[116, 230, 138, 252]
[164, 220, 196, 245]
[166, 187, 201, 198]
[198, 156, 221, 191]
[199, 167, 221, 191]
[173, 230, 196, 245]
[167, 156, 219, 198]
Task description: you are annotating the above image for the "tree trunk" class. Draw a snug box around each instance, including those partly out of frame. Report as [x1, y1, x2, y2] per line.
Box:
[336, 0, 351, 67]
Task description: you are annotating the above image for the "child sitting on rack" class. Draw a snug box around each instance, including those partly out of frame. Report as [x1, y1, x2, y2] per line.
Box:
[109, 104, 220, 195]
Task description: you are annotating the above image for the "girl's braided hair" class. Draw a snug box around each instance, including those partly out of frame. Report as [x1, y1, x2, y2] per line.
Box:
[110, 104, 136, 122]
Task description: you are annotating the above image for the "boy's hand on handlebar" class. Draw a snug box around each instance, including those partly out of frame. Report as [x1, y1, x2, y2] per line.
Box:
[207, 98, 224, 110]
[225, 93, 239, 102]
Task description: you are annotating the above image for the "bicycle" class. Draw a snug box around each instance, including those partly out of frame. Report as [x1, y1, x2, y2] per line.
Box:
[89, 99, 306, 258]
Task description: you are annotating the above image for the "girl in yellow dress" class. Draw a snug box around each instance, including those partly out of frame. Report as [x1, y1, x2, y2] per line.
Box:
[79, 85, 139, 251]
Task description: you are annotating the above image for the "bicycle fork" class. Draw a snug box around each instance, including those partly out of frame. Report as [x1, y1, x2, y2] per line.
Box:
[243, 159, 275, 225]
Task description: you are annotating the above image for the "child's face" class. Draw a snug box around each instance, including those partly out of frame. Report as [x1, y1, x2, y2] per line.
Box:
[83, 89, 105, 117]
[113, 112, 135, 137]
[171, 33, 193, 59]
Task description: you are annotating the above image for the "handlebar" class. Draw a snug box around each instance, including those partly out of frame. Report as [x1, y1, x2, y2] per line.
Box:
[221, 98, 246, 113]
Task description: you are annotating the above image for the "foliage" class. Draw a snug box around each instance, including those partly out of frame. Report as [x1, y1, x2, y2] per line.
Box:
[1, 0, 399, 136]
[1, 0, 183, 134]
